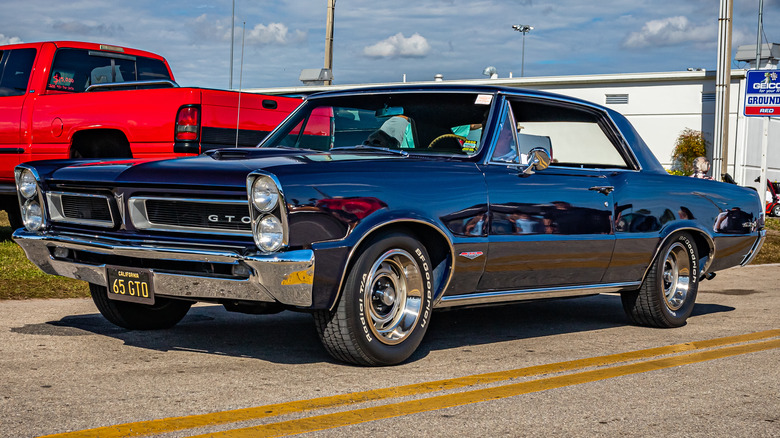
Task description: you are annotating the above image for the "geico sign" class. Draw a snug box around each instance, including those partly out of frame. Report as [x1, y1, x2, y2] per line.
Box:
[753, 82, 780, 90]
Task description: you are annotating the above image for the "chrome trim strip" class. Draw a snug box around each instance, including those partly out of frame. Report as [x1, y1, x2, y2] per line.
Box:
[329, 218, 457, 311]
[12, 230, 314, 307]
[435, 282, 642, 308]
[46, 192, 115, 228]
[129, 196, 252, 236]
[740, 229, 766, 266]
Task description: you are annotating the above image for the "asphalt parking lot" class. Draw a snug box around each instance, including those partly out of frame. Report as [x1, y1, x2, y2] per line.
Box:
[1, 264, 778, 438]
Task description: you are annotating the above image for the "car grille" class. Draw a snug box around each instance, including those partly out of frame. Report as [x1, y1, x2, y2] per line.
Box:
[47, 192, 114, 228]
[129, 197, 252, 235]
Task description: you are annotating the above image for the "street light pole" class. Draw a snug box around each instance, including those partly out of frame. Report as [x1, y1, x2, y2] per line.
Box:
[512, 24, 533, 77]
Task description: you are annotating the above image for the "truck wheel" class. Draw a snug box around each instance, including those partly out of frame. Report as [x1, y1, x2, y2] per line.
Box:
[89, 283, 192, 330]
[621, 232, 699, 328]
[314, 233, 434, 366]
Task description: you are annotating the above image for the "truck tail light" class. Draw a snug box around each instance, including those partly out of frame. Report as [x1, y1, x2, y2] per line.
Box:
[175, 106, 200, 141]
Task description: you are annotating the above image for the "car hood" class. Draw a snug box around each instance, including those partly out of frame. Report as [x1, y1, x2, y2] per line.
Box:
[34, 148, 410, 188]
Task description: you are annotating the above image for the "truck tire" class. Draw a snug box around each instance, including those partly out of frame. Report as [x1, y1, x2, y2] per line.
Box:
[2, 199, 23, 230]
[314, 232, 433, 366]
[621, 232, 699, 328]
[89, 283, 192, 330]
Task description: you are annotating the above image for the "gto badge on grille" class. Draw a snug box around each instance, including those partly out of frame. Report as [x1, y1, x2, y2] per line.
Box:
[208, 215, 252, 224]
[459, 251, 484, 260]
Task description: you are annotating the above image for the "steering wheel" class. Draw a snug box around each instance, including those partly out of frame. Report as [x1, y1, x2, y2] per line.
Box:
[427, 134, 467, 149]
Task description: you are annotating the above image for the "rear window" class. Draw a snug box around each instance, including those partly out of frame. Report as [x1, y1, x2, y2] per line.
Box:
[0, 48, 36, 97]
[47, 48, 171, 92]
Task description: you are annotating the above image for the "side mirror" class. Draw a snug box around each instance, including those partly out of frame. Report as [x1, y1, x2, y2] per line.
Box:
[522, 147, 551, 175]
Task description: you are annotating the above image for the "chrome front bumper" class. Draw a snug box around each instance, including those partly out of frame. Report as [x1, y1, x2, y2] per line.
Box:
[12, 230, 315, 307]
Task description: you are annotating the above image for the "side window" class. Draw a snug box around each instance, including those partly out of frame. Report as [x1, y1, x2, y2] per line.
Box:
[510, 99, 629, 169]
[0, 48, 36, 97]
[136, 57, 171, 81]
[490, 102, 520, 164]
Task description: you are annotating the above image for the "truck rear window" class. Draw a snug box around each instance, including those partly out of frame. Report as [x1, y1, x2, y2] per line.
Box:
[47, 48, 171, 92]
[0, 48, 36, 97]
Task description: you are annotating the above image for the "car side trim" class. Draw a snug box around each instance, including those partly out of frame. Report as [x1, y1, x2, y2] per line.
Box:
[436, 282, 642, 308]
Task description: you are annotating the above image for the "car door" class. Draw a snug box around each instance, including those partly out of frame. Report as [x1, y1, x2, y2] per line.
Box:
[477, 98, 623, 291]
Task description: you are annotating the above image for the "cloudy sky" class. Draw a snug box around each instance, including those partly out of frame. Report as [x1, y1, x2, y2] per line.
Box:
[1, 0, 778, 89]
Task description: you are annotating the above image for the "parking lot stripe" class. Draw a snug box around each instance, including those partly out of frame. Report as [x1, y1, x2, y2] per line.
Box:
[39, 329, 780, 438]
[191, 338, 780, 438]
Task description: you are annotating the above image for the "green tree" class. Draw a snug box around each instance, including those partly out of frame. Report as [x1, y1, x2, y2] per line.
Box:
[671, 129, 708, 176]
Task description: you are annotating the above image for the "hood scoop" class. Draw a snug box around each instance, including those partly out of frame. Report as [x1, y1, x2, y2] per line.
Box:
[206, 147, 307, 161]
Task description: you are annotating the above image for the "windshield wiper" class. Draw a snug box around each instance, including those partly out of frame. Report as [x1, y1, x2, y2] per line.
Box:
[330, 145, 409, 156]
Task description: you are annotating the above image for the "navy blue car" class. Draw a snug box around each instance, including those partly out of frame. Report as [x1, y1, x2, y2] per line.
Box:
[13, 85, 765, 365]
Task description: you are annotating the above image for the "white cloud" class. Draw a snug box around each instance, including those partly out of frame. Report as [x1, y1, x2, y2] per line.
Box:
[192, 14, 305, 47]
[0, 33, 22, 45]
[363, 33, 431, 58]
[246, 22, 306, 46]
[623, 16, 714, 48]
[52, 21, 124, 37]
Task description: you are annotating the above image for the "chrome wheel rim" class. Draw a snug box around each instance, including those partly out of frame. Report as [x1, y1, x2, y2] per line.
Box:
[365, 249, 423, 345]
[662, 242, 691, 311]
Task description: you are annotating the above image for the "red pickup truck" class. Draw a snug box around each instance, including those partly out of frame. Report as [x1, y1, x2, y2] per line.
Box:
[0, 41, 301, 228]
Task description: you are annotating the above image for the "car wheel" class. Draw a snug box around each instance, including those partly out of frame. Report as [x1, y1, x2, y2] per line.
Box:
[314, 233, 434, 366]
[621, 232, 699, 328]
[89, 283, 192, 330]
[772, 204, 780, 217]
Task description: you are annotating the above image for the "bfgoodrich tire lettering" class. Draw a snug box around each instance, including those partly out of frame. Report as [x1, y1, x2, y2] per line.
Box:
[89, 283, 192, 330]
[314, 233, 433, 366]
[621, 232, 699, 328]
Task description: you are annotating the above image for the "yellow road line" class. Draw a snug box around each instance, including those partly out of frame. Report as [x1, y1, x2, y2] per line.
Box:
[39, 329, 780, 438]
[194, 338, 780, 438]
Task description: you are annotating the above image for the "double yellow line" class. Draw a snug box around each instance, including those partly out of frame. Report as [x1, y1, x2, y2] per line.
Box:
[43, 329, 780, 438]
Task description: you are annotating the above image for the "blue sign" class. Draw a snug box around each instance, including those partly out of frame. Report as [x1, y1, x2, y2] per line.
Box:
[745, 70, 780, 116]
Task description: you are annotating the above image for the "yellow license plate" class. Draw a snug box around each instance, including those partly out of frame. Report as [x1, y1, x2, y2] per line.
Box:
[106, 266, 155, 305]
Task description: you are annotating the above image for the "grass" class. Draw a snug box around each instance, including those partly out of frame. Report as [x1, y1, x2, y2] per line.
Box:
[1, 211, 779, 300]
[0, 211, 89, 300]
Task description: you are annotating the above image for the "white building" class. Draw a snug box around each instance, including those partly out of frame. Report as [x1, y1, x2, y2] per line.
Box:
[248, 68, 779, 193]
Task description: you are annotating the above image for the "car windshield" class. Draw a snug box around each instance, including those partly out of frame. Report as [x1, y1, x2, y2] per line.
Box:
[260, 91, 495, 155]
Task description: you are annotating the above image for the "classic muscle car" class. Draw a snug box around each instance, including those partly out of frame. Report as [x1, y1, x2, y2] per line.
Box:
[13, 85, 766, 366]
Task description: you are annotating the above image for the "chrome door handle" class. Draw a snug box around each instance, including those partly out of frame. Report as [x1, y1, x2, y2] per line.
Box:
[589, 186, 614, 195]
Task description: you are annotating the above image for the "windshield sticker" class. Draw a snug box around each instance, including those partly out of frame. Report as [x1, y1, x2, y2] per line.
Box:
[461, 140, 478, 153]
[49, 71, 76, 91]
[475, 94, 493, 105]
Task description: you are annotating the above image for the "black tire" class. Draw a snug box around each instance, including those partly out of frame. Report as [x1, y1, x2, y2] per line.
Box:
[621, 232, 699, 328]
[3, 200, 23, 230]
[314, 233, 434, 366]
[772, 204, 780, 218]
[89, 283, 192, 330]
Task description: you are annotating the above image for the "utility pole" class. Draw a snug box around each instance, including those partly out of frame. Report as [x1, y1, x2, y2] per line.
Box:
[712, 0, 733, 181]
[324, 0, 335, 86]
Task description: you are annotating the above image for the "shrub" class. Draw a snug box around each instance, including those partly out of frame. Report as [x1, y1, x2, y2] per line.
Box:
[670, 129, 708, 176]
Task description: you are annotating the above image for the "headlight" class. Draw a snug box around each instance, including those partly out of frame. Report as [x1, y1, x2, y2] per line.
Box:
[251, 177, 279, 212]
[18, 169, 38, 199]
[21, 201, 43, 231]
[254, 215, 284, 252]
